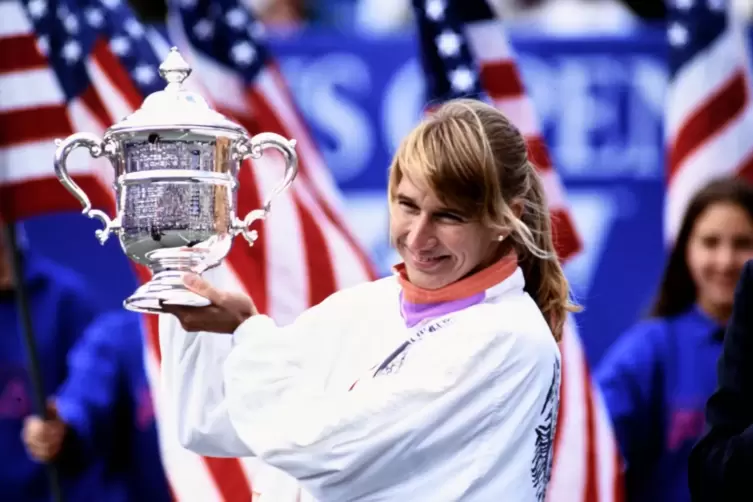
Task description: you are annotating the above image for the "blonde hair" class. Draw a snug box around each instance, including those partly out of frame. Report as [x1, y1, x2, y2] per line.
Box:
[388, 99, 580, 341]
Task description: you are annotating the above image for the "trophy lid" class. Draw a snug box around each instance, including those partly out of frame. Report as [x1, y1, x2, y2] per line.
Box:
[108, 47, 247, 137]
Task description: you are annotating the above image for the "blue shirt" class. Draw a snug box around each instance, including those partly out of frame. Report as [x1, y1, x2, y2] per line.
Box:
[0, 251, 109, 502]
[55, 310, 172, 502]
[596, 306, 723, 502]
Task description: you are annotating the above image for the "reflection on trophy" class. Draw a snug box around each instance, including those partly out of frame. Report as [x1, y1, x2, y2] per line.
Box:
[52, 47, 299, 314]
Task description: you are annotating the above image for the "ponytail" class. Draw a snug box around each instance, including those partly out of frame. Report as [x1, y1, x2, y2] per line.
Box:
[508, 165, 581, 341]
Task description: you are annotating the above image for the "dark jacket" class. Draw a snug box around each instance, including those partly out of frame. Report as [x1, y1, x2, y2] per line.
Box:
[689, 260, 753, 501]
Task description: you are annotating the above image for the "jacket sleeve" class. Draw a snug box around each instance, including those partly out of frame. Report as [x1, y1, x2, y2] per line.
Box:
[689, 261, 753, 501]
[54, 312, 129, 465]
[162, 299, 560, 501]
[595, 321, 665, 469]
[158, 283, 345, 459]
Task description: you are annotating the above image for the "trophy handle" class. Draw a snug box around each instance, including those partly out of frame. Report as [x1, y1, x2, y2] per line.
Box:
[54, 132, 119, 244]
[232, 132, 299, 246]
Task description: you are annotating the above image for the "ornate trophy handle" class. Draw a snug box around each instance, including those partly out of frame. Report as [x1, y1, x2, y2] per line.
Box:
[232, 132, 299, 245]
[53, 132, 119, 244]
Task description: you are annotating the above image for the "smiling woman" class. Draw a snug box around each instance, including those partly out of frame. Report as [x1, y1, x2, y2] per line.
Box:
[388, 99, 578, 337]
[159, 98, 577, 501]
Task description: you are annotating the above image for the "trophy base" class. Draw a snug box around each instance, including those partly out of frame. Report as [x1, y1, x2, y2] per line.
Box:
[123, 270, 211, 314]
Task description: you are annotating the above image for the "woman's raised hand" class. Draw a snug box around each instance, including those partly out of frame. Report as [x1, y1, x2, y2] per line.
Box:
[162, 274, 258, 334]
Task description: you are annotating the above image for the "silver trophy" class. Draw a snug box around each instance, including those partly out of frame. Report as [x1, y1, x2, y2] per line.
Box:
[53, 47, 298, 314]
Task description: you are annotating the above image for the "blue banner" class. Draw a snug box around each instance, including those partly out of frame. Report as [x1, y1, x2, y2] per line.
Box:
[23, 27, 671, 366]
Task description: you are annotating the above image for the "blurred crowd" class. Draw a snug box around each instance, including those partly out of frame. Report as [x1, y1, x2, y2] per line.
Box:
[243, 0, 753, 33]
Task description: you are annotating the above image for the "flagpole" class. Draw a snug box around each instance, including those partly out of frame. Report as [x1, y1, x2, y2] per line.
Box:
[2, 222, 63, 502]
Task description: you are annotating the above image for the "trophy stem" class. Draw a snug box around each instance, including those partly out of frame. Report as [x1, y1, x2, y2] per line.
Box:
[123, 248, 212, 314]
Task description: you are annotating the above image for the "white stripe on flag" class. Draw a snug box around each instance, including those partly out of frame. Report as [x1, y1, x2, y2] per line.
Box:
[665, 30, 740, 142]
[0, 1, 33, 37]
[0, 69, 64, 112]
[251, 154, 310, 326]
[464, 19, 514, 63]
[665, 101, 753, 241]
[546, 319, 588, 501]
[491, 96, 541, 138]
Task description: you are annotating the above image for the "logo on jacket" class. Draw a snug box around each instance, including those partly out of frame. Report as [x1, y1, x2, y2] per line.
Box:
[0, 367, 31, 419]
[531, 359, 561, 501]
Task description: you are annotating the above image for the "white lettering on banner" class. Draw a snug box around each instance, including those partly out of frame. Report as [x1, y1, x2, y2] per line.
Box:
[279, 50, 667, 184]
[382, 58, 424, 154]
[282, 53, 375, 182]
[518, 54, 667, 179]
[562, 188, 635, 295]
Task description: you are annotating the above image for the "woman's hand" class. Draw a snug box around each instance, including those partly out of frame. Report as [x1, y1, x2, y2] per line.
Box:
[162, 274, 258, 334]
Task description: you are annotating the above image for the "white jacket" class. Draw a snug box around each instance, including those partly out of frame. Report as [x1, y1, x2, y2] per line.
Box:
[159, 265, 561, 501]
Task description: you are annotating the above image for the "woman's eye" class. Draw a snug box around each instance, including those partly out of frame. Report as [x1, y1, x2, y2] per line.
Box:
[437, 213, 464, 223]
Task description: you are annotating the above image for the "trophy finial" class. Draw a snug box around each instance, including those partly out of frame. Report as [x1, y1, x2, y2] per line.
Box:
[159, 47, 192, 87]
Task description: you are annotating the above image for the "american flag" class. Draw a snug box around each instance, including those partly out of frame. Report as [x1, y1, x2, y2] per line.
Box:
[2, 0, 377, 500]
[665, 0, 753, 242]
[411, 0, 624, 500]
[0, 0, 151, 220]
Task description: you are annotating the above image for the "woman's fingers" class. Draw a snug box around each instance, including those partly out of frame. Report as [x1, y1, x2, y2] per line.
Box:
[183, 274, 225, 306]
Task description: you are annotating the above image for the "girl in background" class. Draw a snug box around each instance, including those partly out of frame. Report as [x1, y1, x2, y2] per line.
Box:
[596, 177, 753, 502]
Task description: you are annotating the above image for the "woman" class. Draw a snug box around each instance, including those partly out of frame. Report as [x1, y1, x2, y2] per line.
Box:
[160, 99, 577, 501]
[595, 178, 753, 502]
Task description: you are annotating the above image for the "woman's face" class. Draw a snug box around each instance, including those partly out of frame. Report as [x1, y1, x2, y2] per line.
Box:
[687, 202, 753, 317]
[389, 177, 500, 290]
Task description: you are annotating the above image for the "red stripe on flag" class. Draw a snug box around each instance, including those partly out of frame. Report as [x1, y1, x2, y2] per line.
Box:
[79, 84, 116, 131]
[583, 372, 599, 502]
[91, 38, 144, 111]
[0, 176, 114, 222]
[478, 60, 524, 101]
[667, 69, 748, 182]
[738, 149, 753, 182]
[226, 158, 270, 315]
[550, 208, 581, 265]
[202, 458, 254, 502]
[247, 82, 377, 281]
[614, 449, 625, 502]
[0, 34, 47, 73]
[527, 137, 554, 171]
[0, 105, 71, 146]
[294, 193, 337, 306]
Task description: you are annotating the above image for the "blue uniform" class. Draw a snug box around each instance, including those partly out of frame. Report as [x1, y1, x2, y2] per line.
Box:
[55, 310, 172, 502]
[0, 251, 109, 502]
[596, 306, 723, 502]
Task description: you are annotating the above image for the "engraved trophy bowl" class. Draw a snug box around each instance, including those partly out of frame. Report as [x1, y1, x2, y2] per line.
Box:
[53, 47, 298, 314]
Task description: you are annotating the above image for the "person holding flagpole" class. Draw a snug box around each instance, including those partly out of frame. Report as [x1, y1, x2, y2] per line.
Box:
[159, 98, 577, 501]
[0, 227, 113, 502]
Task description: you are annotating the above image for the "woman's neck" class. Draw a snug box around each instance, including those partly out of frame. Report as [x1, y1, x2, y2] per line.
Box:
[697, 299, 732, 326]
